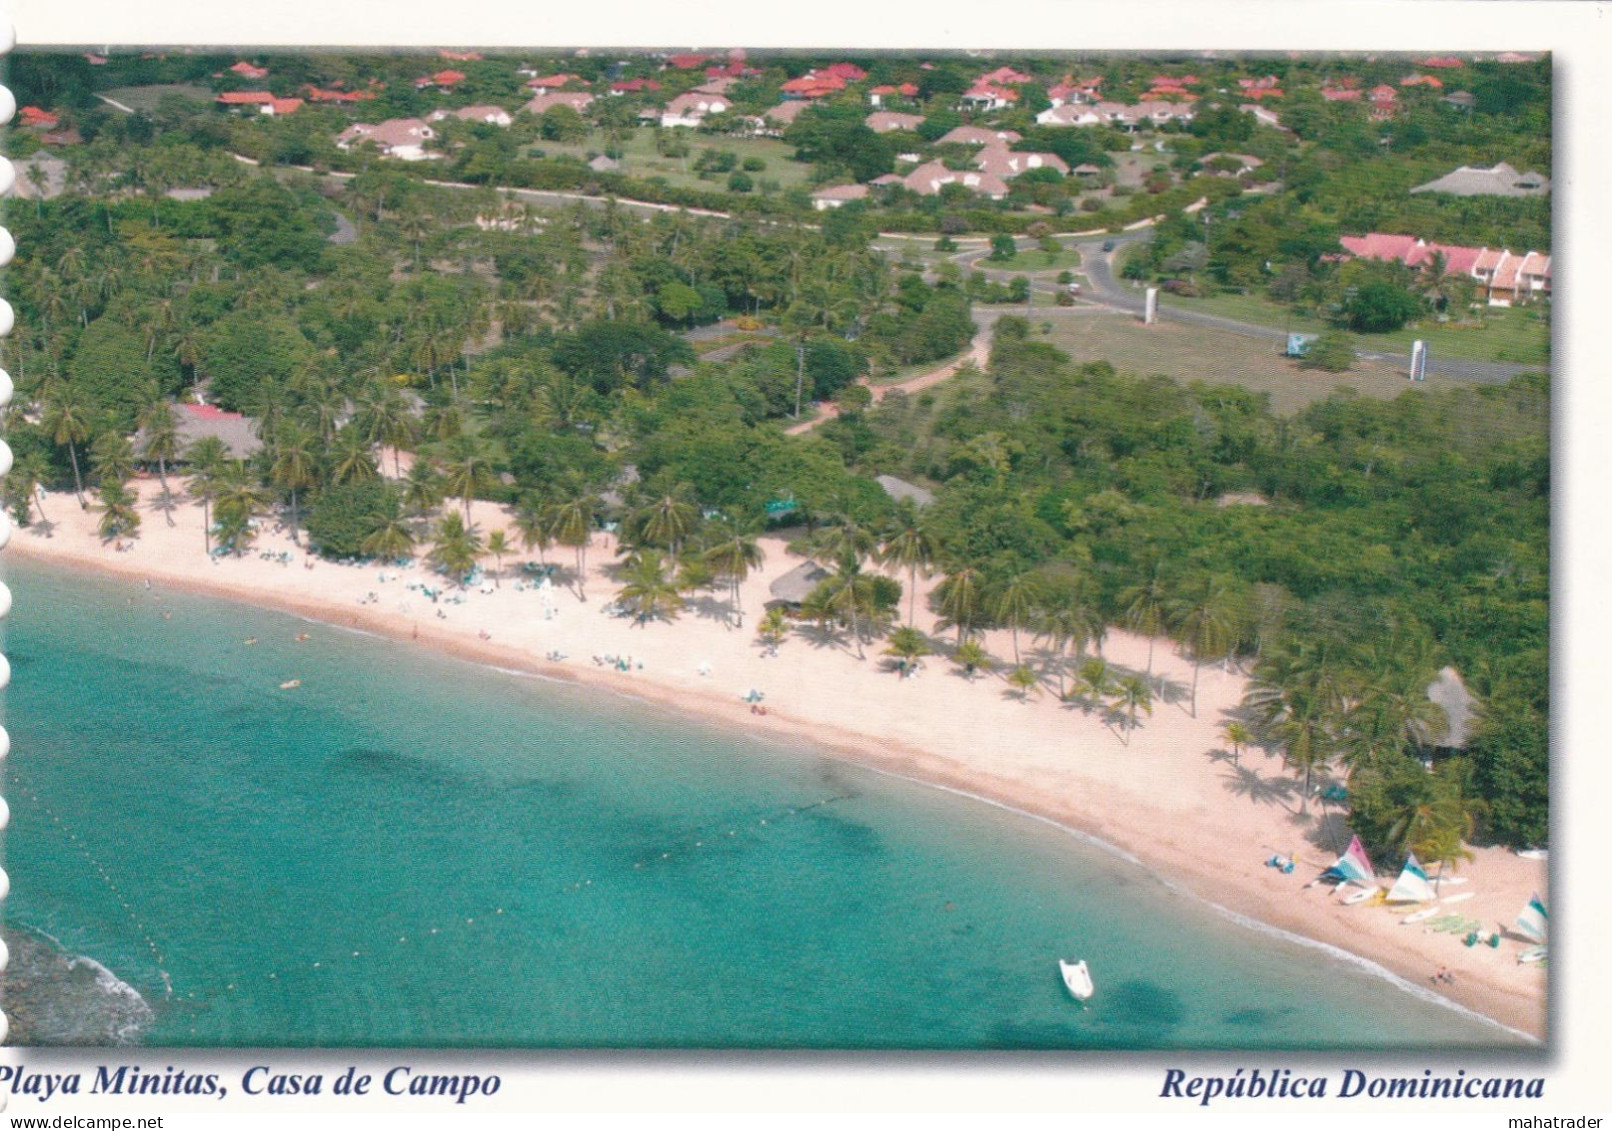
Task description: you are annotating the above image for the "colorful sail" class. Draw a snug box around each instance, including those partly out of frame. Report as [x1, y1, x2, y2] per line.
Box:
[1385, 854, 1438, 903]
[1515, 893, 1548, 943]
[1322, 835, 1375, 886]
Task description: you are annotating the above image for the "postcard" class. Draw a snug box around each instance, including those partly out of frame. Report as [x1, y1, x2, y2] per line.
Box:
[0, 0, 1603, 1118]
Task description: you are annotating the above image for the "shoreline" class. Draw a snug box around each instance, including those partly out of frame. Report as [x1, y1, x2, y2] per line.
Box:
[7, 483, 1547, 1043]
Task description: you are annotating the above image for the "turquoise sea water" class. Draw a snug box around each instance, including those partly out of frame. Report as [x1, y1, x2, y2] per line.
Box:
[0, 558, 1522, 1048]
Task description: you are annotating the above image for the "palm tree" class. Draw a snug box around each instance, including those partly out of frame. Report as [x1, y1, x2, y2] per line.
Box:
[616, 549, 685, 626]
[1264, 687, 1334, 815]
[808, 517, 878, 570]
[757, 606, 789, 655]
[1119, 565, 1169, 677]
[1035, 590, 1105, 699]
[877, 503, 936, 625]
[703, 523, 766, 629]
[953, 639, 994, 682]
[428, 510, 485, 586]
[1076, 656, 1116, 709]
[1340, 640, 1450, 772]
[362, 513, 417, 564]
[185, 436, 230, 555]
[512, 494, 553, 565]
[96, 481, 141, 541]
[7, 453, 50, 529]
[354, 383, 417, 478]
[137, 398, 181, 525]
[42, 383, 92, 507]
[1007, 664, 1041, 702]
[269, 421, 319, 545]
[212, 461, 270, 555]
[1223, 720, 1255, 767]
[485, 530, 511, 587]
[1113, 674, 1154, 745]
[442, 433, 498, 520]
[817, 553, 886, 660]
[883, 624, 930, 676]
[402, 458, 445, 517]
[934, 566, 985, 645]
[633, 489, 700, 558]
[328, 426, 381, 486]
[991, 572, 1040, 666]
[89, 431, 137, 489]
[1166, 573, 1241, 717]
[549, 490, 598, 601]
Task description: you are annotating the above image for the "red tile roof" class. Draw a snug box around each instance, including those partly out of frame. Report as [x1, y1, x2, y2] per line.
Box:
[667, 54, 709, 70]
[611, 79, 662, 93]
[270, 98, 304, 115]
[525, 72, 584, 89]
[1418, 55, 1465, 68]
[439, 50, 483, 61]
[217, 91, 277, 106]
[979, 66, 1033, 85]
[1400, 74, 1445, 89]
[19, 106, 59, 127]
[230, 61, 268, 79]
[305, 87, 377, 103]
[781, 73, 847, 97]
[1322, 88, 1362, 101]
[963, 82, 1020, 102]
[823, 62, 867, 81]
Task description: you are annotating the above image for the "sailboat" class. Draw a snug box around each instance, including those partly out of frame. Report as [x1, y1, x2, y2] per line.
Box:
[1386, 854, 1437, 904]
[1515, 893, 1548, 963]
[1387, 854, 1442, 922]
[1321, 835, 1379, 901]
[1059, 959, 1094, 1001]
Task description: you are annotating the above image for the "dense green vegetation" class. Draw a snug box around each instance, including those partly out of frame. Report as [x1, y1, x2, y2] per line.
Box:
[1, 50, 1549, 862]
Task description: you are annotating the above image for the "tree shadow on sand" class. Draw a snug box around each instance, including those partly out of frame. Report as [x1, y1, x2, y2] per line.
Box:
[683, 593, 737, 628]
[1220, 763, 1300, 811]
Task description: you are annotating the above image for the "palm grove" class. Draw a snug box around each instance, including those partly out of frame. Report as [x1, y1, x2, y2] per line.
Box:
[1, 79, 1546, 868]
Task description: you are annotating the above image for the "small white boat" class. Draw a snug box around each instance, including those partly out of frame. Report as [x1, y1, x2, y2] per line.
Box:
[1516, 849, 1548, 861]
[1519, 946, 1548, 965]
[1439, 892, 1474, 905]
[1059, 959, 1094, 1001]
[1401, 906, 1440, 925]
[1342, 885, 1380, 905]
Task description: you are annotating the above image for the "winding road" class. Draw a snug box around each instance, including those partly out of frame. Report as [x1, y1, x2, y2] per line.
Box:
[995, 231, 1539, 384]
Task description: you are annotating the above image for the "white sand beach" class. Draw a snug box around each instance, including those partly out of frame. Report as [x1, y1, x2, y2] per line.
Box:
[9, 479, 1547, 1040]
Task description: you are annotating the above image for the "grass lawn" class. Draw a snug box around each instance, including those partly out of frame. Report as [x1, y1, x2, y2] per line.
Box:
[1172, 290, 1551, 365]
[101, 84, 214, 112]
[1040, 309, 1451, 415]
[525, 129, 814, 196]
[981, 248, 1084, 272]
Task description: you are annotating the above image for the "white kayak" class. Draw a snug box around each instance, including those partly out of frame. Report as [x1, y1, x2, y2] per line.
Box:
[1059, 959, 1094, 1001]
[1519, 946, 1548, 964]
[1440, 892, 1474, 905]
[1401, 906, 1441, 925]
[1342, 886, 1380, 905]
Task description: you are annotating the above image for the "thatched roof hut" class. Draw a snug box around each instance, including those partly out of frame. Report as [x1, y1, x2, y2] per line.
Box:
[767, 561, 828, 607]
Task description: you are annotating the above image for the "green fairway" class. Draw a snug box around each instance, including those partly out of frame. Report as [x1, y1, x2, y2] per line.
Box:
[1172, 290, 1550, 365]
[1040, 308, 1452, 415]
